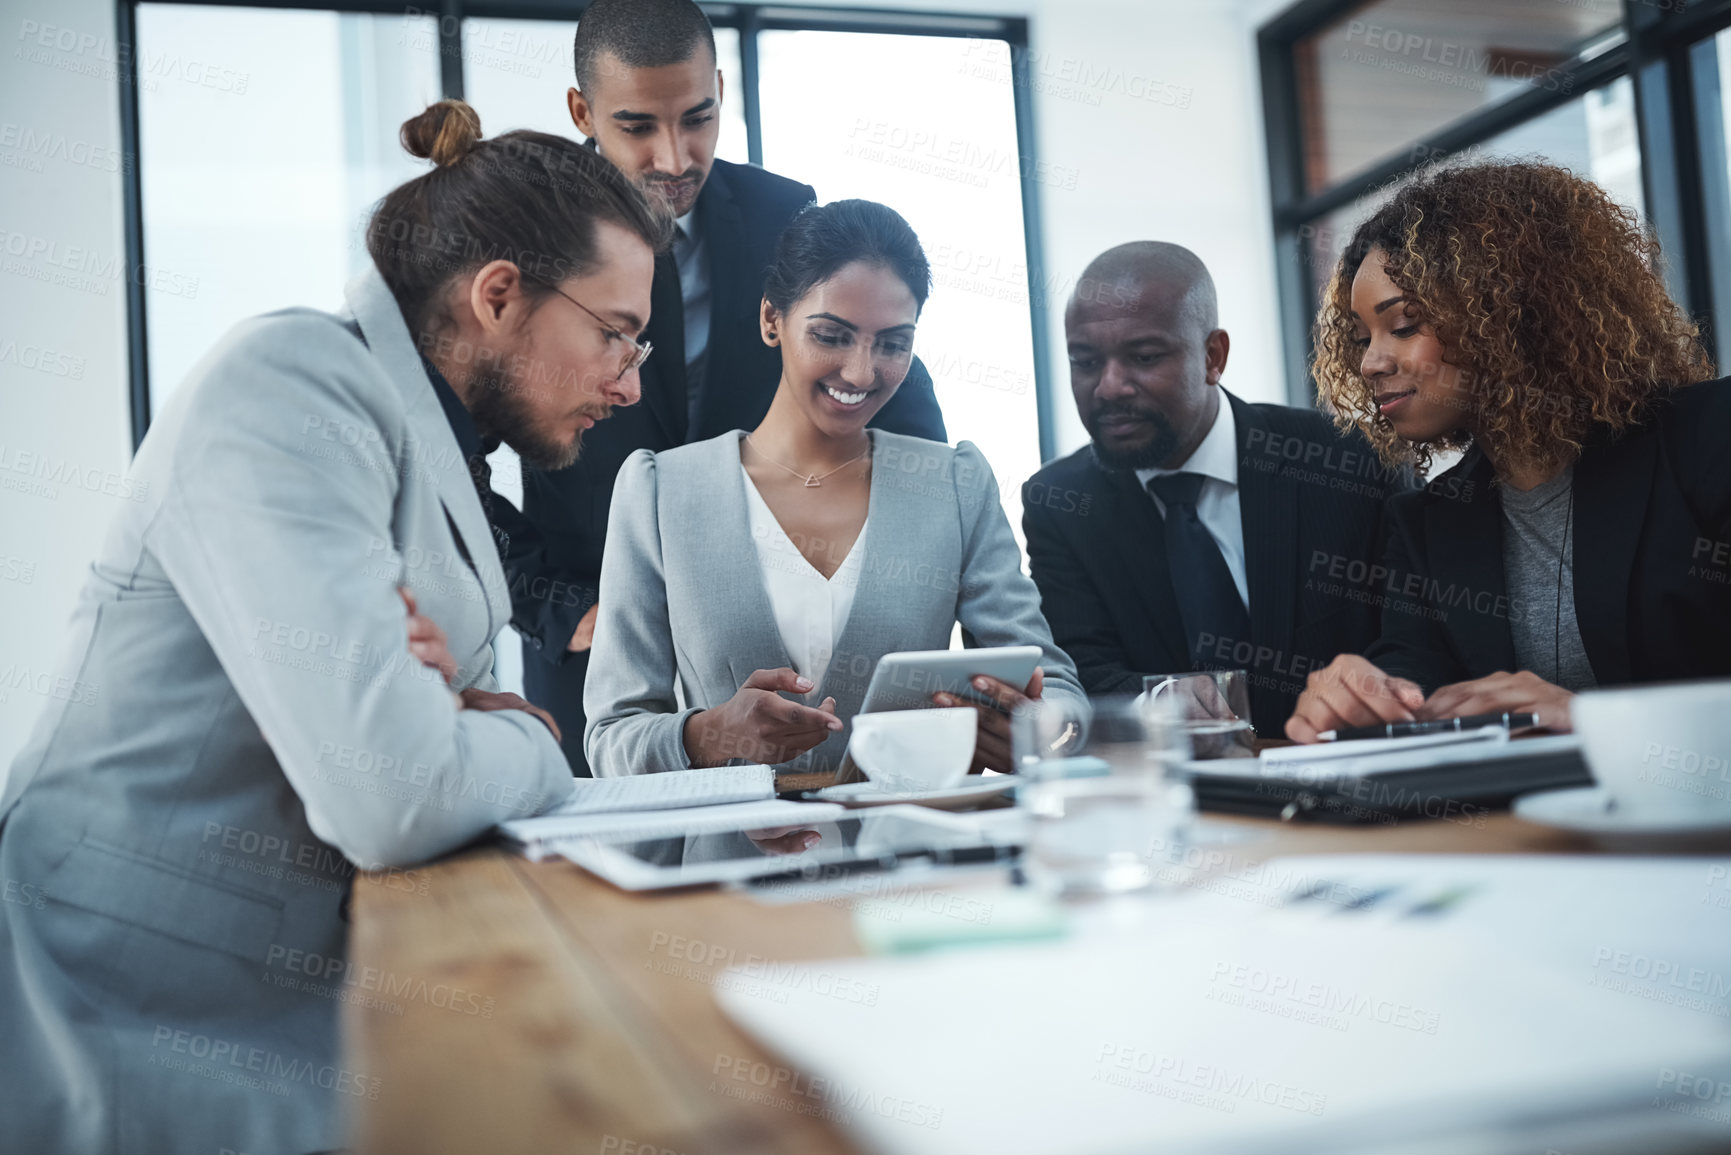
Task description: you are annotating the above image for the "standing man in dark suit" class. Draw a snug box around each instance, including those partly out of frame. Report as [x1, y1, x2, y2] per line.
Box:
[1022, 242, 1407, 736]
[507, 0, 948, 771]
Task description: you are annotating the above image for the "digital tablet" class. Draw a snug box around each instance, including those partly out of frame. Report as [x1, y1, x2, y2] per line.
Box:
[857, 646, 1044, 715]
[557, 805, 1021, 891]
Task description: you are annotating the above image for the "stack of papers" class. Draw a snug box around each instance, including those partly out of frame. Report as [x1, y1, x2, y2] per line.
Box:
[499, 764, 813, 859]
[716, 854, 1731, 1154]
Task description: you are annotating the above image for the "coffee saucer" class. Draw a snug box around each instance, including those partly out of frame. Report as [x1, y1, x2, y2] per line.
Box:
[811, 776, 1017, 810]
[1514, 786, 1731, 848]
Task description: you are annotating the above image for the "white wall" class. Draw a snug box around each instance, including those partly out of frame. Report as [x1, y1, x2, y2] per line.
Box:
[0, 0, 1287, 766]
[0, 0, 134, 771]
[1013, 0, 1288, 453]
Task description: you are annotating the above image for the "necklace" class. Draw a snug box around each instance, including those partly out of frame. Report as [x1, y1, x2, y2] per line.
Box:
[745, 433, 870, 488]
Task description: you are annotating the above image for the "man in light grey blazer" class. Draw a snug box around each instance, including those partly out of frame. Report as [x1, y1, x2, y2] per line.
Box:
[0, 103, 669, 1153]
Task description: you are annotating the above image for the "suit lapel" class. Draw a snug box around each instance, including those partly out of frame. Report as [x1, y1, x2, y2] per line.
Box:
[1423, 449, 1516, 673]
[826, 432, 901, 691]
[1231, 395, 1299, 653]
[1571, 427, 1655, 685]
[343, 268, 506, 636]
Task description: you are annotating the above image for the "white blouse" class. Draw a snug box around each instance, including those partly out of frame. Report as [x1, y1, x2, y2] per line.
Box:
[740, 464, 868, 699]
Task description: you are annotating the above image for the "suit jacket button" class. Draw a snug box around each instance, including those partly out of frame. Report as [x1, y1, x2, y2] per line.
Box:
[531, 638, 543, 649]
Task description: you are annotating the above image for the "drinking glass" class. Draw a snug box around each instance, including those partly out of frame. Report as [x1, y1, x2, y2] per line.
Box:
[1012, 694, 1194, 897]
[1142, 670, 1256, 760]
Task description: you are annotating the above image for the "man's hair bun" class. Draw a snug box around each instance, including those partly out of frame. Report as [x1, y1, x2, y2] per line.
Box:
[400, 100, 483, 167]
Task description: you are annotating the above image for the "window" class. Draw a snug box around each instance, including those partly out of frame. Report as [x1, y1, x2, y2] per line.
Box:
[136, 4, 440, 411]
[125, 3, 1046, 466]
[758, 29, 1040, 529]
[1261, 0, 1731, 404]
[1694, 26, 1731, 358]
[1301, 77, 1644, 304]
[449, 21, 1039, 530]
[125, 2, 1044, 694]
[1293, 0, 1623, 195]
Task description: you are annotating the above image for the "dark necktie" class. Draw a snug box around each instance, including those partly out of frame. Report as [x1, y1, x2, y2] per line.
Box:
[1146, 472, 1252, 669]
[650, 248, 687, 441]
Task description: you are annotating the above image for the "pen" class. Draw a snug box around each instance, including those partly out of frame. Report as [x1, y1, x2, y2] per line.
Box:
[1318, 711, 1540, 742]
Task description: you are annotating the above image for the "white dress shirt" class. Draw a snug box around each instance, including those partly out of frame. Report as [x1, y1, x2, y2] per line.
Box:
[741, 465, 868, 698]
[1136, 396, 1250, 609]
[674, 210, 711, 431]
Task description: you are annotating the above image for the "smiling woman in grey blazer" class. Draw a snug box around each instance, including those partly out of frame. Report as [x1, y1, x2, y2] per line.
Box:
[0, 102, 669, 1154]
[585, 200, 1083, 779]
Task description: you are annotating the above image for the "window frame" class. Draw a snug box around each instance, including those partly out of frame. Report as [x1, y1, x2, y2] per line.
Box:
[116, 0, 1053, 460]
[1258, 0, 1731, 406]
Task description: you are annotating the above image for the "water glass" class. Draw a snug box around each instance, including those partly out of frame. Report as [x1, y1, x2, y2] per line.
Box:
[1142, 670, 1256, 760]
[1012, 695, 1194, 897]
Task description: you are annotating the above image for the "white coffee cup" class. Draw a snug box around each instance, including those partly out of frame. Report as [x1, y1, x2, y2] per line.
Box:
[1573, 680, 1731, 821]
[848, 707, 978, 793]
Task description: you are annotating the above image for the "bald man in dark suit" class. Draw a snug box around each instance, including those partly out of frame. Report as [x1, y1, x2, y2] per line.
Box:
[1022, 243, 1409, 736]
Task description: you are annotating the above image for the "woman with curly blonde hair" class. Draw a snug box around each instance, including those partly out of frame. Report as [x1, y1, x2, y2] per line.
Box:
[1287, 159, 1731, 743]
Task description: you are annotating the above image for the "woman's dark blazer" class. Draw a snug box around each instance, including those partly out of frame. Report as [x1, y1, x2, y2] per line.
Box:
[1364, 377, 1731, 691]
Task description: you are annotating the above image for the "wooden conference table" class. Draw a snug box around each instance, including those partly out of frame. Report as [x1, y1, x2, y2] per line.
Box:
[343, 778, 1656, 1155]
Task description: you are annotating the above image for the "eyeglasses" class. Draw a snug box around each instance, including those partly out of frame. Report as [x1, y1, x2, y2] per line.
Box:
[535, 281, 652, 381]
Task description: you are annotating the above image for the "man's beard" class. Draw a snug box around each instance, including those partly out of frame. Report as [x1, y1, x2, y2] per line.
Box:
[1085, 403, 1181, 472]
[469, 370, 586, 472]
[642, 167, 704, 217]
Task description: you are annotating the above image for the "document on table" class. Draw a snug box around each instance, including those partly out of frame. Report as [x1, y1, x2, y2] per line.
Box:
[716, 854, 1731, 1155]
[542, 764, 775, 817]
[1208, 852, 1731, 974]
[498, 764, 787, 858]
[504, 800, 848, 861]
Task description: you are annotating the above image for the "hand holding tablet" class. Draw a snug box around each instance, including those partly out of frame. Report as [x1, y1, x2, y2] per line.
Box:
[856, 646, 1044, 714]
[935, 668, 1045, 774]
[854, 647, 1047, 775]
